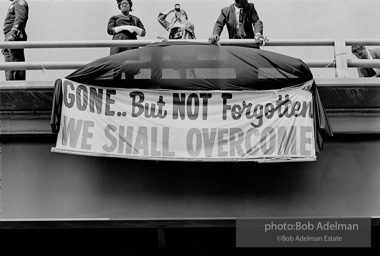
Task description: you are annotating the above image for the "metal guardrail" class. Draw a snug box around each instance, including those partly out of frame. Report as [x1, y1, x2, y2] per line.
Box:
[0, 39, 338, 48]
[1, 59, 379, 71]
[0, 60, 344, 70]
[0, 39, 379, 77]
[1, 39, 379, 48]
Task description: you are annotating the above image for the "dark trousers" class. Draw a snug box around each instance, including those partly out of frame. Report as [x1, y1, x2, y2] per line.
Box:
[2, 34, 26, 80]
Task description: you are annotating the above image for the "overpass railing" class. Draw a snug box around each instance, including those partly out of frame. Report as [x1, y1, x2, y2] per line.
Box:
[0, 39, 380, 78]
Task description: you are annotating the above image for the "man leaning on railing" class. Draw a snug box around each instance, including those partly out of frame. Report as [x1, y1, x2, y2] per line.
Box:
[208, 0, 265, 46]
[351, 45, 380, 77]
[2, 0, 29, 81]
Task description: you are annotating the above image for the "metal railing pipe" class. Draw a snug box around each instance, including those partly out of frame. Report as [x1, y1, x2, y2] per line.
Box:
[345, 39, 380, 46]
[0, 62, 87, 70]
[0, 39, 377, 49]
[0, 40, 154, 49]
[347, 59, 380, 68]
[2, 78, 380, 90]
[0, 39, 338, 49]
[0, 60, 378, 71]
[261, 39, 335, 46]
[1, 60, 378, 70]
[0, 60, 336, 70]
[164, 39, 336, 46]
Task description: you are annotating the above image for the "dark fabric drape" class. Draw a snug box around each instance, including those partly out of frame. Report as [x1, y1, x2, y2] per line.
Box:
[65, 42, 312, 90]
[50, 78, 63, 134]
[312, 81, 334, 153]
[52, 42, 333, 155]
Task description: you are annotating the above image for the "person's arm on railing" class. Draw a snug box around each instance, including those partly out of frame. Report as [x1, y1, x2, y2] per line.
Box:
[209, 10, 226, 44]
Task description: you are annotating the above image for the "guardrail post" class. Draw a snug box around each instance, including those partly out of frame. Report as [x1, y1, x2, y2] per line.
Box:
[334, 40, 349, 78]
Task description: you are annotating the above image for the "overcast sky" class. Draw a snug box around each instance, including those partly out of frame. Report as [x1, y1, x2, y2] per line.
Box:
[0, 0, 379, 81]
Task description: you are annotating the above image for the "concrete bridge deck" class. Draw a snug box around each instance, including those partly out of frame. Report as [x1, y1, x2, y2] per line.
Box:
[0, 41, 379, 249]
[1, 77, 379, 222]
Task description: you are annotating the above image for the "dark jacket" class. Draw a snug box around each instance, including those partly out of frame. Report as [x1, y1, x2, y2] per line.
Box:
[357, 48, 380, 77]
[107, 14, 145, 55]
[212, 3, 263, 39]
[3, 0, 29, 40]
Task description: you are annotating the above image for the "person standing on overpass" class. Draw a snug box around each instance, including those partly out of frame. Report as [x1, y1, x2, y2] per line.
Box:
[2, 0, 29, 80]
[107, 0, 146, 55]
[351, 45, 380, 77]
[209, 0, 264, 45]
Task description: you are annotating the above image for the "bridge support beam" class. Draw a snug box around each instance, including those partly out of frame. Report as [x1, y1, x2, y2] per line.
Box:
[334, 40, 349, 78]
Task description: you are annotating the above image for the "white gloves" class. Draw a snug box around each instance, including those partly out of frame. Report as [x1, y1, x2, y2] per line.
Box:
[131, 26, 143, 36]
[113, 25, 143, 36]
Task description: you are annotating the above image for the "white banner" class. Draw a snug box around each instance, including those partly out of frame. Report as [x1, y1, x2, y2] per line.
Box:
[52, 79, 316, 162]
